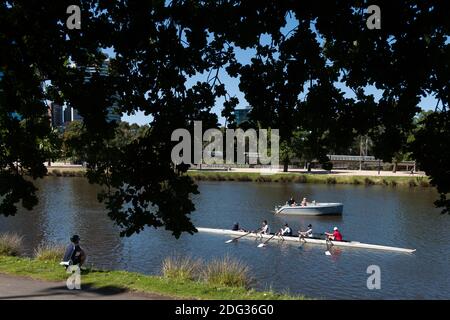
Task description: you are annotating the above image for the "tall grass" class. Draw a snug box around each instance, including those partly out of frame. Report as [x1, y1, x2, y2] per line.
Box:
[162, 255, 202, 281]
[161, 254, 253, 288]
[0, 233, 23, 256]
[34, 243, 66, 261]
[202, 255, 253, 288]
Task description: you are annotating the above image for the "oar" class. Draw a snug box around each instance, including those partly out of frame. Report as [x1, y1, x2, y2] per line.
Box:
[298, 234, 306, 249]
[325, 236, 333, 256]
[258, 234, 276, 248]
[225, 231, 252, 244]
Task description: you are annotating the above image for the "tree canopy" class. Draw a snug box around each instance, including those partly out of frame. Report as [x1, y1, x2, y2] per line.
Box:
[0, 1, 449, 238]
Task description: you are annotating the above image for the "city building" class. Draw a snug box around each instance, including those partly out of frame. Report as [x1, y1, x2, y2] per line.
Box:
[234, 107, 252, 125]
[83, 60, 121, 123]
[63, 106, 72, 123]
[72, 108, 83, 121]
[49, 102, 63, 127]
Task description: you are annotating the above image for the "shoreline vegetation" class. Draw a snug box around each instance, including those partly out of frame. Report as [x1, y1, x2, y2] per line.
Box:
[45, 167, 431, 188]
[0, 234, 303, 300]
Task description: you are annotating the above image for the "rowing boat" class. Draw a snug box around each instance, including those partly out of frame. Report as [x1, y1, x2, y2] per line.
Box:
[197, 227, 416, 253]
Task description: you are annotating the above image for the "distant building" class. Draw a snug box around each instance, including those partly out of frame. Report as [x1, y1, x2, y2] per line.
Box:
[63, 106, 72, 123]
[72, 108, 83, 121]
[49, 102, 63, 127]
[234, 107, 252, 125]
[83, 60, 121, 123]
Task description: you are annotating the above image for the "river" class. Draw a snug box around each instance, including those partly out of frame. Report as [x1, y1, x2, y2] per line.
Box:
[0, 177, 449, 299]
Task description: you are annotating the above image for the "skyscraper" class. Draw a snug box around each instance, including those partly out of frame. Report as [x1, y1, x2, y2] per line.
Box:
[83, 60, 121, 123]
[234, 106, 252, 125]
[64, 106, 72, 123]
[49, 102, 63, 127]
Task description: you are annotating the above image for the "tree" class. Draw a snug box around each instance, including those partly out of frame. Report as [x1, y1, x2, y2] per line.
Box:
[1, 1, 448, 235]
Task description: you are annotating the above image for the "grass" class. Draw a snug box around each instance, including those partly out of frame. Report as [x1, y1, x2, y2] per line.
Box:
[47, 168, 85, 177]
[202, 256, 253, 289]
[34, 243, 66, 261]
[162, 254, 254, 290]
[162, 255, 202, 281]
[45, 167, 431, 189]
[0, 255, 303, 300]
[187, 171, 431, 188]
[0, 233, 23, 256]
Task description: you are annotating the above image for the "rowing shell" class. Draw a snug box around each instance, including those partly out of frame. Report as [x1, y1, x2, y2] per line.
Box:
[197, 227, 416, 254]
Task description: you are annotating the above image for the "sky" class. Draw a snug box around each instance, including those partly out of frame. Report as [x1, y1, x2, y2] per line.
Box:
[115, 16, 439, 126]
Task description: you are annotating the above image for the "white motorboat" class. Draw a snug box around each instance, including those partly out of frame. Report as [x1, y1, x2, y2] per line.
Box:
[275, 202, 343, 215]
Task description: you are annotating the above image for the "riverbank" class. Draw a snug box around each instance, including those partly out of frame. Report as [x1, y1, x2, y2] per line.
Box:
[45, 167, 431, 188]
[0, 256, 302, 300]
[187, 171, 431, 187]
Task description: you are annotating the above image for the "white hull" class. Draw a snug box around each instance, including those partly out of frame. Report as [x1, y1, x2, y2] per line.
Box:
[197, 227, 416, 253]
[275, 203, 343, 215]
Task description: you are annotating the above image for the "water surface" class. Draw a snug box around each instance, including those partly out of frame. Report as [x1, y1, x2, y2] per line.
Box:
[1, 177, 448, 299]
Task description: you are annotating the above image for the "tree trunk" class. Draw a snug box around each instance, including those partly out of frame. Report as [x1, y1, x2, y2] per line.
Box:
[393, 161, 397, 173]
[307, 162, 312, 172]
[283, 160, 289, 172]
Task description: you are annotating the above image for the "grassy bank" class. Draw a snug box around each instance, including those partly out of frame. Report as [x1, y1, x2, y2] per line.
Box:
[0, 256, 301, 300]
[46, 167, 430, 188]
[187, 171, 431, 187]
[0, 238, 302, 300]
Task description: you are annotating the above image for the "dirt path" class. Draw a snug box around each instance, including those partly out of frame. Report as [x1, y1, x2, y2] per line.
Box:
[0, 273, 173, 300]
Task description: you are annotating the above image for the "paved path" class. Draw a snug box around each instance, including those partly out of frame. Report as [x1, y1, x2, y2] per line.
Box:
[0, 274, 173, 300]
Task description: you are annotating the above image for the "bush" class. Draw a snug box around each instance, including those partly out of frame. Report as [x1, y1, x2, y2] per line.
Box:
[321, 162, 333, 171]
[0, 233, 23, 256]
[162, 255, 202, 281]
[294, 175, 307, 183]
[364, 177, 375, 185]
[51, 169, 62, 177]
[408, 179, 417, 187]
[352, 178, 361, 185]
[326, 177, 337, 184]
[202, 255, 252, 288]
[34, 243, 66, 261]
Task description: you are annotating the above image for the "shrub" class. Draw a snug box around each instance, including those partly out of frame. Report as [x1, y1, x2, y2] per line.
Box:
[326, 177, 337, 184]
[162, 255, 202, 281]
[0, 233, 23, 256]
[202, 255, 252, 288]
[390, 180, 397, 187]
[321, 162, 333, 171]
[408, 179, 417, 187]
[294, 175, 307, 183]
[51, 169, 62, 177]
[352, 178, 361, 185]
[34, 243, 66, 261]
[364, 177, 375, 185]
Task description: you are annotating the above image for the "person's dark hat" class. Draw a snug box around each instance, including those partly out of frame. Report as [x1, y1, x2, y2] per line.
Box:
[70, 235, 80, 242]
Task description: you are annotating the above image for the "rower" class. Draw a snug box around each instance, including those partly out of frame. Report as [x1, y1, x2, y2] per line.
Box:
[325, 226, 343, 241]
[277, 223, 292, 237]
[232, 222, 240, 231]
[259, 220, 270, 235]
[299, 224, 313, 239]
